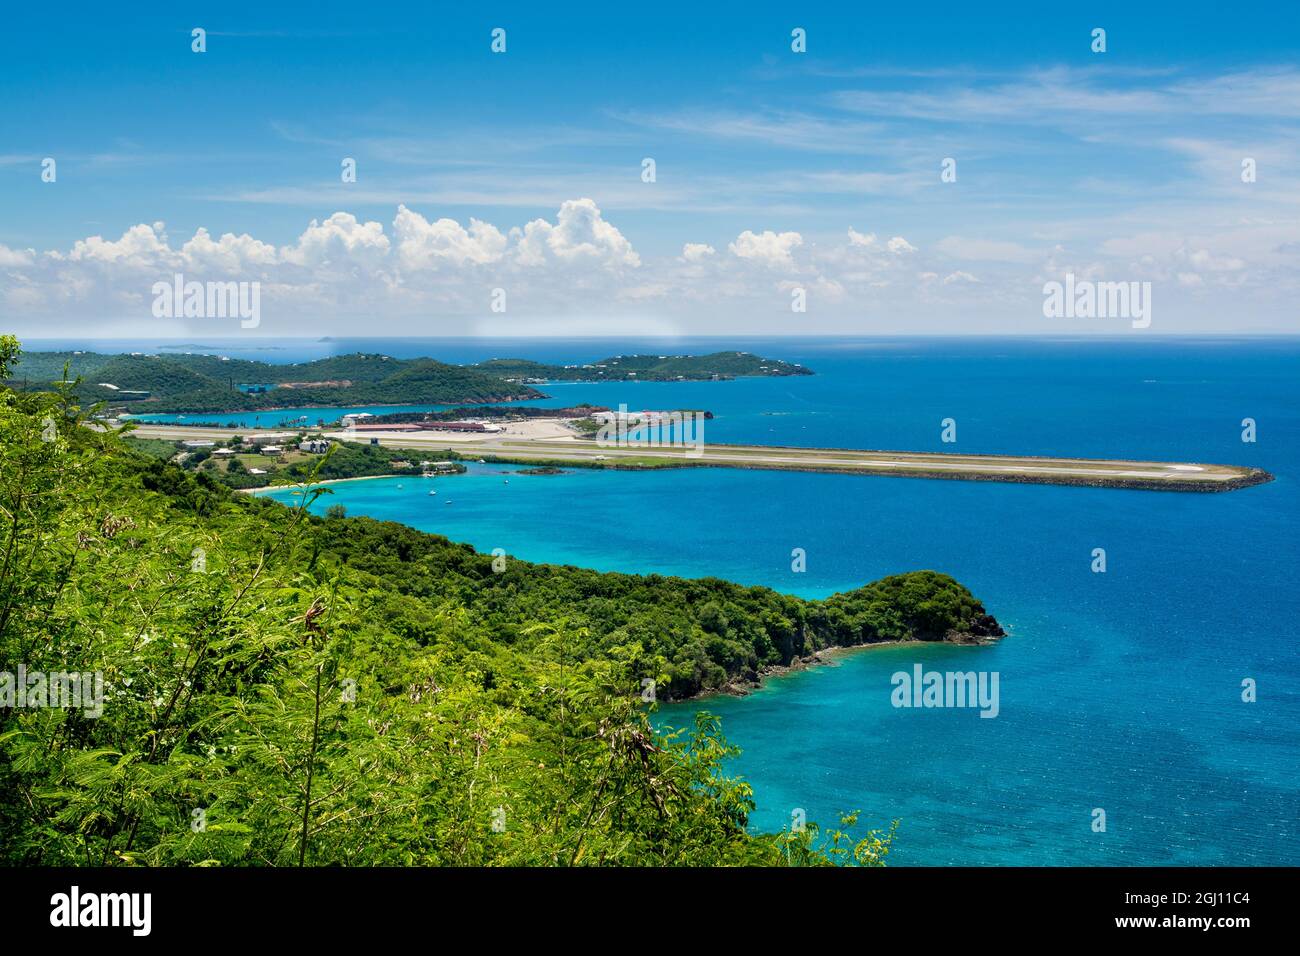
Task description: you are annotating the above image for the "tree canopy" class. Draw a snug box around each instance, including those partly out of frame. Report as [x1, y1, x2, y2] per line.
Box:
[0, 337, 990, 866]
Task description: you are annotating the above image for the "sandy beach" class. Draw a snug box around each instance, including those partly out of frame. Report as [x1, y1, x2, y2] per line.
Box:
[242, 473, 415, 494]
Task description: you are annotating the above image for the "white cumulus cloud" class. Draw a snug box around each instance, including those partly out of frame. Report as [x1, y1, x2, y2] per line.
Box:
[281, 212, 391, 270]
[514, 198, 640, 268]
[393, 205, 507, 269]
[682, 242, 716, 261]
[729, 229, 803, 267]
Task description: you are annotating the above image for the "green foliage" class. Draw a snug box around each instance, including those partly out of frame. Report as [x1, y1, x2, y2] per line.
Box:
[4, 348, 810, 417]
[308, 517, 1001, 699]
[157, 437, 453, 490]
[4, 351, 542, 414]
[120, 436, 180, 461]
[273, 442, 430, 486]
[0, 353, 904, 867]
[0, 341, 993, 867]
[764, 813, 900, 867]
[0, 336, 20, 379]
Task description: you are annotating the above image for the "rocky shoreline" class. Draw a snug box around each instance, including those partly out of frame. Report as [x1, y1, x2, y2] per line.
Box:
[671, 625, 1007, 703]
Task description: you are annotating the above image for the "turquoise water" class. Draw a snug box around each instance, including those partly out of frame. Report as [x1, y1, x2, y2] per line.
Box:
[250, 337, 1298, 866]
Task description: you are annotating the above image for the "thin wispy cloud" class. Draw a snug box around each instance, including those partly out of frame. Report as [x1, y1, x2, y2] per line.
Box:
[609, 108, 886, 153]
[1, 6, 1296, 333]
[833, 66, 1300, 123]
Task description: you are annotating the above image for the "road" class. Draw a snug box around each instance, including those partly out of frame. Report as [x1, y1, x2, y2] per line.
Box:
[125, 423, 1271, 492]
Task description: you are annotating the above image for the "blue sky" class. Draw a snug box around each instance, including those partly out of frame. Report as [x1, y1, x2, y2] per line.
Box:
[1, 0, 1297, 336]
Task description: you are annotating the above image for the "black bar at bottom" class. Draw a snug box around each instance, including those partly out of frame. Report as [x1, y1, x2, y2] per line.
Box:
[2, 865, 1282, 941]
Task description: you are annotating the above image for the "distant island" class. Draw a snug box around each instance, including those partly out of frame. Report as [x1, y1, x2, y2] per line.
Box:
[471, 351, 811, 383]
[5, 352, 541, 414]
[4, 349, 812, 414]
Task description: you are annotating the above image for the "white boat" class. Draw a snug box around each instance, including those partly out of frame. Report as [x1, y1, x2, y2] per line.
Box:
[428, 490, 436, 496]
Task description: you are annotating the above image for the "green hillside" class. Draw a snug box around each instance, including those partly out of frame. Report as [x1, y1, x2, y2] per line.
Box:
[473, 351, 812, 382]
[5, 349, 813, 414]
[0, 336, 993, 866]
[86, 355, 220, 395]
[376, 359, 540, 403]
[5, 351, 541, 413]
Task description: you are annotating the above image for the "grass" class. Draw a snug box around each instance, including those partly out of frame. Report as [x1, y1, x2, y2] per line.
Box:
[120, 436, 180, 460]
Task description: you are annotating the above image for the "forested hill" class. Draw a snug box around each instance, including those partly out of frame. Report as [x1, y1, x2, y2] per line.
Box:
[470, 351, 811, 381]
[311, 519, 1003, 699]
[0, 337, 995, 866]
[3, 348, 814, 414]
[4, 351, 542, 413]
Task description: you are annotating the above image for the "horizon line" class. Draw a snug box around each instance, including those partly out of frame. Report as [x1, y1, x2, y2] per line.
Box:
[18, 332, 1300, 341]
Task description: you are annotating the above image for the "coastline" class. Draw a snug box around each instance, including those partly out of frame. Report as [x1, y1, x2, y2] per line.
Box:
[678, 641, 901, 703]
[243, 473, 418, 494]
[672, 632, 1003, 704]
[243, 475, 1009, 707]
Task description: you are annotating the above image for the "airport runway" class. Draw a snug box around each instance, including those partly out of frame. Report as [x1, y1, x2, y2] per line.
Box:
[125, 422, 1272, 492]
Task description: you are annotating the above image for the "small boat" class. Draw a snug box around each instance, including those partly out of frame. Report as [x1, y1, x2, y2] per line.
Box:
[428, 490, 436, 496]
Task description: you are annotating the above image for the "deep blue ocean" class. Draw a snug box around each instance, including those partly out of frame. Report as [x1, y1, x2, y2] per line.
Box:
[78, 335, 1297, 865]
